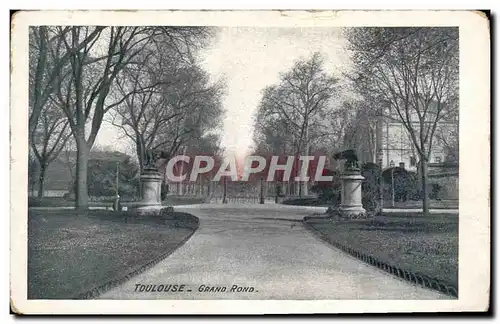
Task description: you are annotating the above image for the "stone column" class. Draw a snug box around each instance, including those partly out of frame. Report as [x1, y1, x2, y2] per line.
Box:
[139, 168, 162, 207]
[339, 169, 366, 219]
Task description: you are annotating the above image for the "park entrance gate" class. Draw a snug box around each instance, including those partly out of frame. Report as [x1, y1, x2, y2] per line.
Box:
[206, 177, 277, 204]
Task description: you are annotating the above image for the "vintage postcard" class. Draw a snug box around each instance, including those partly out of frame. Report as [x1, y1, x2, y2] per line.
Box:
[10, 10, 490, 314]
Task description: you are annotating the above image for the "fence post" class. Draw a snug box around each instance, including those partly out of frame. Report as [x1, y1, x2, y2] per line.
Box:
[222, 176, 228, 204]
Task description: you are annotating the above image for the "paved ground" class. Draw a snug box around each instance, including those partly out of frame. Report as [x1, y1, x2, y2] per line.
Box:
[99, 204, 450, 300]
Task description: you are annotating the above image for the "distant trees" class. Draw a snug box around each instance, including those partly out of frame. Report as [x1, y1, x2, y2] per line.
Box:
[253, 52, 338, 196]
[335, 100, 378, 164]
[345, 27, 459, 214]
[110, 48, 225, 172]
[28, 100, 71, 198]
[29, 27, 75, 197]
[29, 26, 221, 208]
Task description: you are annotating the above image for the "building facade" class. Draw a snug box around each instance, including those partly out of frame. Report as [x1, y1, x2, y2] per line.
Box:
[380, 115, 459, 200]
[381, 105, 458, 172]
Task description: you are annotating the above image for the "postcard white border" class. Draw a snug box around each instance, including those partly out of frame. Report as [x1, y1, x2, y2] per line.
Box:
[10, 10, 490, 314]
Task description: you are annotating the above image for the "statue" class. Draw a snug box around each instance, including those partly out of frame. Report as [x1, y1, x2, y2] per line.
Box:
[143, 149, 170, 170]
[138, 149, 170, 210]
[333, 149, 360, 171]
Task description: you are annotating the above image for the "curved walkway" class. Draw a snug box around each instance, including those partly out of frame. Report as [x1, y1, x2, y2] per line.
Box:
[99, 204, 450, 299]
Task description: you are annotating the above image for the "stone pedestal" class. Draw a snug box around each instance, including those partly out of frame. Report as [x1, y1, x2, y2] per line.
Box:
[339, 170, 366, 218]
[139, 168, 162, 207]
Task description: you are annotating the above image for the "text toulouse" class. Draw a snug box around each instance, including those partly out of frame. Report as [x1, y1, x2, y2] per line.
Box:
[134, 284, 256, 293]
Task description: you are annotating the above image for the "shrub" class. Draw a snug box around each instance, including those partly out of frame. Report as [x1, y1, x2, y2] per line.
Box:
[361, 163, 381, 212]
[86, 155, 139, 199]
[382, 168, 420, 202]
[310, 169, 341, 204]
[281, 197, 321, 206]
[161, 183, 169, 201]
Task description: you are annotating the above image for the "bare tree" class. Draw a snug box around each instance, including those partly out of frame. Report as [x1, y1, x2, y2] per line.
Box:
[28, 150, 38, 197]
[110, 51, 226, 172]
[255, 52, 338, 196]
[29, 26, 104, 142]
[435, 124, 459, 163]
[29, 26, 102, 198]
[29, 100, 71, 198]
[345, 27, 459, 214]
[43, 26, 213, 209]
[341, 100, 378, 164]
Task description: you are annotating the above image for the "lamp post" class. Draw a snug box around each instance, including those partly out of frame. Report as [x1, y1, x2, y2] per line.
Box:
[390, 160, 395, 208]
[113, 161, 121, 211]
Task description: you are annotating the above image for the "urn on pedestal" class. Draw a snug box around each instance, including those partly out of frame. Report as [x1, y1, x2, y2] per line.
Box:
[139, 167, 162, 206]
[332, 149, 367, 219]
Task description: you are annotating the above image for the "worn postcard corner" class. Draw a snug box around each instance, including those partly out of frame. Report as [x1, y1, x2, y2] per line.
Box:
[10, 9, 490, 315]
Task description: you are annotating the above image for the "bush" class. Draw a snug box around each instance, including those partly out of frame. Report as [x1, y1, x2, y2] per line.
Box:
[86, 155, 139, 199]
[28, 197, 73, 208]
[161, 183, 169, 201]
[310, 169, 341, 204]
[382, 168, 420, 202]
[361, 163, 381, 212]
[281, 197, 322, 206]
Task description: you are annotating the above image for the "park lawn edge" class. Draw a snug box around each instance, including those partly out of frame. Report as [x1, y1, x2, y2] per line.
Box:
[71, 212, 200, 300]
[302, 216, 458, 298]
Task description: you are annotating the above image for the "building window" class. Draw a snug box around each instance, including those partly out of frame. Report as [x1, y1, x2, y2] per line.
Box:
[434, 156, 442, 163]
[410, 156, 416, 167]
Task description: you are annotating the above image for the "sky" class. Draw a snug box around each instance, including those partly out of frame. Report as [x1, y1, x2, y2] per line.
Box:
[96, 27, 351, 158]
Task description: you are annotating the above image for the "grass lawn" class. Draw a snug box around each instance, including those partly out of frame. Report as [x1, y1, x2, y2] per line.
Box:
[281, 197, 331, 207]
[283, 197, 458, 210]
[28, 209, 198, 299]
[162, 196, 206, 206]
[29, 195, 206, 209]
[384, 200, 459, 209]
[304, 212, 458, 291]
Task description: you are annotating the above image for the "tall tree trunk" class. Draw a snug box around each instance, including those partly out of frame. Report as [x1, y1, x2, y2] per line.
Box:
[301, 138, 309, 196]
[177, 146, 187, 195]
[299, 116, 309, 197]
[75, 138, 90, 210]
[136, 138, 145, 173]
[420, 156, 430, 215]
[376, 111, 384, 210]
[37, 163, 47, 198]
[294, 155, 300, 197]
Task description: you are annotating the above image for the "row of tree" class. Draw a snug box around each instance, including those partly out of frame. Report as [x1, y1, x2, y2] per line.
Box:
[29, 26, 226, 208]
[252, 27, 459, 215]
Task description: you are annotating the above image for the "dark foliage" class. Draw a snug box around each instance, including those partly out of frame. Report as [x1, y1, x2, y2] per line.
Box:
[361, 163, 381, 211]
[382, 167, 420, 201]
[310, 169, 341, 204]
[281, 197, 324, 206]
[161, 182, 169, 201]
[87, 154, 139, 199]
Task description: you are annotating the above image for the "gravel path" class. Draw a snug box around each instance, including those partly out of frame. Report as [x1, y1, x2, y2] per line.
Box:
[99, 204, 450, 300]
